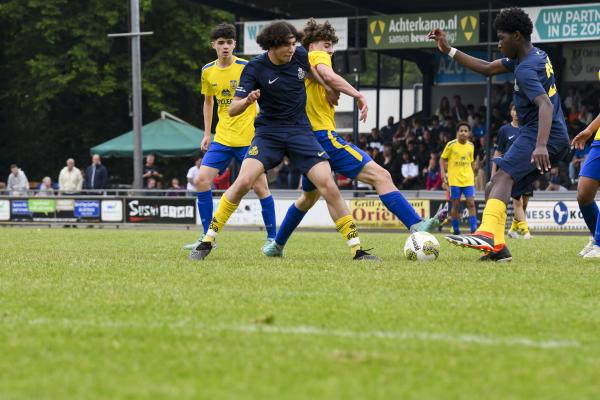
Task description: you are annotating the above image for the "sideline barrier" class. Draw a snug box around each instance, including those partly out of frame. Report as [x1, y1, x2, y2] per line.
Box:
[0, 190, 590, 231]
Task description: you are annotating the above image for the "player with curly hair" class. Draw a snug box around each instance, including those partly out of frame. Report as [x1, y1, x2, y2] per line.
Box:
[429, 7, 570, 261]
[263, 18, 446, 258]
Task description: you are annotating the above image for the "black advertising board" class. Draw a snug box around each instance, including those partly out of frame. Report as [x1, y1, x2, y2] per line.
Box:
[125, 197, 196, 224]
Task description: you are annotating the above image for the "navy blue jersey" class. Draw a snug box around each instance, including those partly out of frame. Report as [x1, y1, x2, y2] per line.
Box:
[235, 46, 311, 131]
[495, 123, 520, 154]
[501, 47, 569, 144]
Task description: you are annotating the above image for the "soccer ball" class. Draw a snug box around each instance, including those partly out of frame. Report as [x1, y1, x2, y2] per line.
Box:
[404, 232, 440, 262]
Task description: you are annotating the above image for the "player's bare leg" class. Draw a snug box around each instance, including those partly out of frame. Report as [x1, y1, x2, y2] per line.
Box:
[182, 165, 220, 250]
[577, 176, 600, 256]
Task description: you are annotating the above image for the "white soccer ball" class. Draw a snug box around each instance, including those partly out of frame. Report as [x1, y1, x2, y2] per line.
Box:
[404, 232, 440, 262]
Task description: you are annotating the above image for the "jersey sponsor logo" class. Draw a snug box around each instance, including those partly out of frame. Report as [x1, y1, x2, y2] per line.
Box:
[217, 98, 232, 105]
[268, 77, 279, 84]
[297, 67, 306, 79]
[221, 89, 232, 97]
[248, 145, 259, 156]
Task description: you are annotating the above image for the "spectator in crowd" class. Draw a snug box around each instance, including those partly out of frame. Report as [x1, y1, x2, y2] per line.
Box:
[546, 175, 568, 191]
[37, 177, 55, 196]
[472, 113, 486, 139]
[416, 142, 430, 170]
[145, 177, 159, 196]
[7, 164, 29, 196]
[167, 178, 184, 196]
[424, 153, 442, 190]
[380, 116, 397, 144]
[367, 128, 384, 151]
[411, 118, 424, 138]
[569, 144, 590, 185]
[466, 104, 476, 127]
[186, 156, 202, 194]
[451, 95, 468, 122]
[563, 87, 581, 113]
[400, 152, 419, 189]
[473, 156, 487, 192]
[380, 143, 402, 186]
[213, 168, 231, 190]
[84, 154, 108, 191]
[371, 147, 383, 166]
[578, 104, 593, 127]
[393, 119, 410, 143]
[143, 153, 162, 187]
[435, 97, 451, 123]
[357, 134, 369, 150]
[58, 158, 83, 194]
[421, 129, 436, 151]
[335, 173, 353, 190]
[0, 182, 6, 193]
[427, 116, 441, 140]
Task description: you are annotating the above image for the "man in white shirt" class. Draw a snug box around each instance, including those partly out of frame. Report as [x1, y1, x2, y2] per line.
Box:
[58, 158, 83, 194]
[186, 157, 202, 194]
[400, 152, 419, 189]
[7, 164, 29, 196]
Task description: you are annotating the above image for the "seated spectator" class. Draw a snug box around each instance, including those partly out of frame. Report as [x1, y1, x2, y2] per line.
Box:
[393, 119, 410, 143]
[335, 173, 353, 190]
[569, 145, 591, 184]
[466, 104, 476, 127]
[578, 104, 593, 126]
[367, 128, 384, 151]
[167, 178, 184, 196]
[145, 177, 159, 196]
[37, 177, 55, 196]
[416, 142, 430, 170]
[344, 134, 353, 143]
[58, 158, 83, 194]
[472, 114, 486, 139]
[213, 168, 231, 190]
[357, 134, 369, 150]
[7, 164, 29, 196]
[410, 118, 424, 138]
[371, 147, 383, 166]
[380, 116, 397, 144]
[435, 96, 451, 123]
[380, 144, 402, 186]
[424, 154, 442, 190]
[400, 152, 419, 189]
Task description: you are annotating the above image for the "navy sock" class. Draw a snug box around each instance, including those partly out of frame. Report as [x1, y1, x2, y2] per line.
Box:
[197, 190, 213, 235]
[468, 215, 478, 233]
[380, 191, 421, 229]
[451, 218, 460, 234]
[580, 202, 598, 236]
[260, 195, 277, 240]
[275, 204, 306, 246]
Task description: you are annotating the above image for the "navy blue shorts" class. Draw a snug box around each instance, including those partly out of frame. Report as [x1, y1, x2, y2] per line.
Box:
[302, 130, 372, 192]
[450, 185, 475, 200]
[579, 141, 600, 181]
[201, 142, 248, 174]
[245, 128, 329, 174]
[494, 134, 569, 199]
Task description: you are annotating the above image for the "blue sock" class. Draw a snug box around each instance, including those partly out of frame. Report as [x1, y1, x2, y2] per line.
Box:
[468, 216, 478, 233]
[580, 202, 598, 237]
[595, 208, 600, 246]
[380, 191, 421, 229]
[260, 195, 277, 239]
[197, 190, 213, 235]
[275, 204, 306, 246]
[451, 218, 460, 234]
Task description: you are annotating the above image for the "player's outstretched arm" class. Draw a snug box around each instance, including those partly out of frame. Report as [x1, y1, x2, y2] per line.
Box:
[428, 28, 508, 76]
[573, 113, 600, 149]
[229, 90, 260, 117]
[315, 64, 368, 122]
[530, 94, 554, 172]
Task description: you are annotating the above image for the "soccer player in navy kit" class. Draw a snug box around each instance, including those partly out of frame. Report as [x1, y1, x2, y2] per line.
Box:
[493, 103, 532, 242]
[429, 7, 570, 261]
[190, 21, 379, 261]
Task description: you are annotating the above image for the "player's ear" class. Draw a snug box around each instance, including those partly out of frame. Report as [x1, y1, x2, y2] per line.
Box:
[210, 41, 216, 50]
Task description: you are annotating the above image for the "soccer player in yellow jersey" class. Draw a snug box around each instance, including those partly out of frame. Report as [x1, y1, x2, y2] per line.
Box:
[439, 122, 477, 235]
[262, 19, 445, 257]
[183, 23, 276, 250]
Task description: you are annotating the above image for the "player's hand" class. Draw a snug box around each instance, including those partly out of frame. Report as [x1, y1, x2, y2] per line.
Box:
[572, 128, 593, 150]
[246, 89, 260, 105]
[357, 95, 368, 123]
[427, 28, 451, 54]
[325, 87, 340, 107]
[200, 135, 211, 152]
[531, 145, 551, 172]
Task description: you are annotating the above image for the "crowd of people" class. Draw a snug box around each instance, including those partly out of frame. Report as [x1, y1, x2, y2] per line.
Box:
[3, 86, 597, 196]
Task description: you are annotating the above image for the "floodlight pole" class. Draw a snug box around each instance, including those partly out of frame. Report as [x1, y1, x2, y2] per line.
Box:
[108, 0, 153, 189]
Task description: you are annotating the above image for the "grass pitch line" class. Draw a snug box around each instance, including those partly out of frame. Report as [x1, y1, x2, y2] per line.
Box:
[27, 318, 579, 349]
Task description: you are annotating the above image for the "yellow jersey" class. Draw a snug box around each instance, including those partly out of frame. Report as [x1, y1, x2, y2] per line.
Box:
[441, 139, 475, 187]
[594, 126, 600, 141]
[305, 50, 336, 132]
[200, 57, 256, 147]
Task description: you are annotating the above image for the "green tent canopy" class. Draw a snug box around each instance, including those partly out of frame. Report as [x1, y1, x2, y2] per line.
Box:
[90, 116, 204, 157]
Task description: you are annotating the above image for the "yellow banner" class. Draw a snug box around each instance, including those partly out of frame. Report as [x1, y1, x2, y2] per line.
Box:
[350, 199, 430, 228]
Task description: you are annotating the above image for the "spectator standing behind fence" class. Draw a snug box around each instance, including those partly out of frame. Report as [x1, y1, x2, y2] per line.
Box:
[37, 177, 55, 196]
[143, 154, 162, 187]
[7, 164, 29, 196]
[186, 157, 202, 194]
[380, 116, 397, 144]
[451, 95, 468, 122]
[58, 158, 83, 194]
[84, 154, 108, 191]
[167, 178, 184, 196]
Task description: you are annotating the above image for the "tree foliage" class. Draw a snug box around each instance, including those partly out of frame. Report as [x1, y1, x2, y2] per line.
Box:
[0, 0, 231, 182]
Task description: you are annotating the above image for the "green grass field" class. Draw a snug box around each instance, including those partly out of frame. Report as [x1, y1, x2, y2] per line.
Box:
[1, 227, 600, 399]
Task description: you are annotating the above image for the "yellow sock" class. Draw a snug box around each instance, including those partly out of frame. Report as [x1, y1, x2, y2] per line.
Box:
[510, 218, 519, 231]
[335, 215, 361, 256]
[478, 199, 507, 247]
[203, 194, 238, 242]
[517, 220, 529, 233]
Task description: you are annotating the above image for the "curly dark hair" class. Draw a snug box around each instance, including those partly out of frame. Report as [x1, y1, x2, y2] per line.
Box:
[256, 21, 303, 50]
[210, 23, 236, 41]
[493, 7, 533, 41]
[456, 121, 471, 131]
[302, 18, 339, 48]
